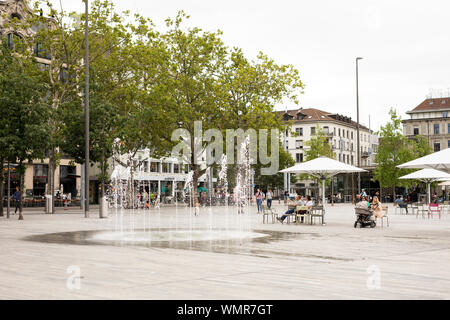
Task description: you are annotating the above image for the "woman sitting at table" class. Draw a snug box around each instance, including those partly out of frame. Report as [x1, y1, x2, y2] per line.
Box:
[296, 195, 314, 223]
[371, 196, 384, 222]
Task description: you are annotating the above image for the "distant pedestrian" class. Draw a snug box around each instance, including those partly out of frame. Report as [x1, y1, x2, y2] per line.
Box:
[12, 186, 21, 214]
[266, 189, 273, 209]
[255, 189, 264, 213]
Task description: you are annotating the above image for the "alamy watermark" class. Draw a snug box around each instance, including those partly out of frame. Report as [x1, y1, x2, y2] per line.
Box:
[66, 265, 81, 290]
[366, 265, 381, 290]
[171, 121, 280, 175]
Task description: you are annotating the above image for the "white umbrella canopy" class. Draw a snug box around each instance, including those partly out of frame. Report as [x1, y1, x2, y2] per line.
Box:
[398, 168, 450, 204]
[398, 168, 450, 181]
[280, 156, 367, 176]
[397, 148, 450, 172]
[438, 180, 450, 187]
[280, 157, 367, 224]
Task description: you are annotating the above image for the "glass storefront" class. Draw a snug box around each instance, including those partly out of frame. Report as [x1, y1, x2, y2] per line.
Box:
[33, 164, 48, 196]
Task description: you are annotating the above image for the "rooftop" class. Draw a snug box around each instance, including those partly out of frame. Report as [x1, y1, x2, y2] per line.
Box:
[277, 107, 370, 131]
[407, 98, 450, 113]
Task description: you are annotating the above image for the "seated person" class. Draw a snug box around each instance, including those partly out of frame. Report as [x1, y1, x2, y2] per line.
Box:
[277, 195, 313, 223]
[371, 196, 384, 222]
[394, 196, 408, 213]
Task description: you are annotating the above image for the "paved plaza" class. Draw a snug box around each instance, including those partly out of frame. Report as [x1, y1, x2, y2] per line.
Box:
[1, 203, 450, 300]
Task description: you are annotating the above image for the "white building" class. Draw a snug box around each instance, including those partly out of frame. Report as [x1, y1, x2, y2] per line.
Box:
[279, 107, 379, 197]
[93, 149, 215, 203]
[280, 108, 376, 167]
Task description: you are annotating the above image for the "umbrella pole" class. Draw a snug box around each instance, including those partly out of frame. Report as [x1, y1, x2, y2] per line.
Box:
[427, 182, 431, 205]
[322, 178, 326, 225]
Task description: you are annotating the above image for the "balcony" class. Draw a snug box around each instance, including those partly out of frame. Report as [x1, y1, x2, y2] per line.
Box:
[361, 151, 370, 158]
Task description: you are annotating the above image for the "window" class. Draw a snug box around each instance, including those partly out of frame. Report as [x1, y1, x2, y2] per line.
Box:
[295, 153, 303, 163]
[162, 163, 169, 173]
[323, 126, 329, 134]
[311, 127, 316, 135]
[443, 112, 448, 118]
[34, 164, 49, 177]
[34, 42, 50, 59]
[448, 140, 450, 148]
[351, 132, 353, 139]
[434, 124, 440, 134]
[173, 164, 180, 173]
[413, 128, 419, 135]
[351, 156, 354, 165]
[150, 162, 159, 173]
[295, 128, 303, 136]
[143, 161, 149, 172]
[448, 123, 450, 134]
[295, 140, 303, 149]
[434, 143, 440, 152]
[338, 128, 341, 137]
[347, 130, 349, 139]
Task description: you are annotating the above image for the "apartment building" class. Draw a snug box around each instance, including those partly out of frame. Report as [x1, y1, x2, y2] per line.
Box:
[278, 107, 379, 198]
[403, 97, 450, 152]
[280, 108, 375, 167]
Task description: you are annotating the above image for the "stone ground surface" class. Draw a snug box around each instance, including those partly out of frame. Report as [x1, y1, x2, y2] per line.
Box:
[1, 203, 450, 300]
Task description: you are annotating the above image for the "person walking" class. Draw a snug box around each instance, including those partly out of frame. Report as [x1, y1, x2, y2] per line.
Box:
[12, 186, 21, 215]
[266, 189, 273, 209]
[255, 189, 263, 213]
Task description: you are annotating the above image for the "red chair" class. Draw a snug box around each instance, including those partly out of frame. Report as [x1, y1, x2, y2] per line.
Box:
[428, 203, 441, 219]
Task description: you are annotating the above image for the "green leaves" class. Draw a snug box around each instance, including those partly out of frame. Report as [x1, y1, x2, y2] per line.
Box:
[0, 40, 51, 165]
[373, 108, 432, 189]
[304, 125, 334, 161]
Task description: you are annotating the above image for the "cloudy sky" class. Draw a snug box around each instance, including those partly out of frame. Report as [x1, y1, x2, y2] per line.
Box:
[50, 0, 450, 130]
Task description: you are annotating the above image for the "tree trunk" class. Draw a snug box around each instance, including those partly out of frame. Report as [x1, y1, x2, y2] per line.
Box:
[46, 149, 56, 214]
[0, 164, 4, 217]
[192, 164, 199, 208]
[127, 155, 135, 209]
[99, 147, 106, 218]
[18, 162, 24, 221]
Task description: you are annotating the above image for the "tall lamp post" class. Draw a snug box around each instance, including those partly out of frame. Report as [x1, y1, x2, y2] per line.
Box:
[356, 57, 363, 194]
[84, 0, 90, 217]
[282, 112, 293, 197]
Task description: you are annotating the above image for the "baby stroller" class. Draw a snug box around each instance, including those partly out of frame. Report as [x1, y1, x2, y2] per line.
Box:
[354, 207, 376, 228]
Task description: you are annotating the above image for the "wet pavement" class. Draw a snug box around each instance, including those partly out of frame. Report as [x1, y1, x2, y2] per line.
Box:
[1, 203, 450, 299]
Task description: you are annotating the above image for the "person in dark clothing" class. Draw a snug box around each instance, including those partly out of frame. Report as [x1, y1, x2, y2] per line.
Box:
[12, 186, 21, 214]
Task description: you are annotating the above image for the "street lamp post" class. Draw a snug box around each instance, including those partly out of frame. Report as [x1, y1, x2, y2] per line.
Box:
[7, 162, 10, 219]
[356, 57, 363, 194]
[84, 0, 90, 217]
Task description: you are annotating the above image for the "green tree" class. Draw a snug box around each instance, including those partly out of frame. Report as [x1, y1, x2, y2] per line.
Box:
[0, 41, 50, 220]
[298, 125, 335, 196]
[304, 125, 334, 161]
[373, 109, 425, 198]
[254, 145, 296, 191]
[163, 12, 303, 206]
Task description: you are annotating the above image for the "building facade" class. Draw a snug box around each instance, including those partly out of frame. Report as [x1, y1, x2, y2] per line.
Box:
[403, 97, 450, 152]
[1, 0, 82, 202]
[90, 149, 214, 203]
[279, 107, 379, 198]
